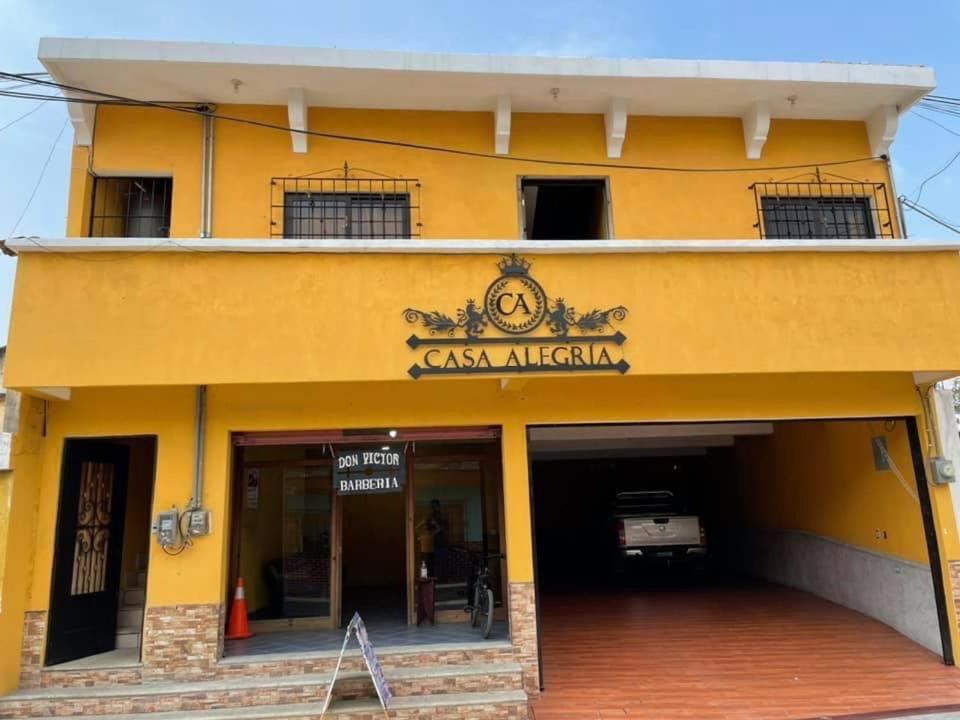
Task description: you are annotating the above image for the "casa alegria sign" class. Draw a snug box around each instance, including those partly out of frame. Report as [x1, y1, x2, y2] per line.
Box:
[403, 255, 629, 379]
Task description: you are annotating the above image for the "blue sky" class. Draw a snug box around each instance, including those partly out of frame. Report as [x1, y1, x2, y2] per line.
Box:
[0, 0, 958, 344]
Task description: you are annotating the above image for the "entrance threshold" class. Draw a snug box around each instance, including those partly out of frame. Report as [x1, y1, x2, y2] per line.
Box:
[223, 619, 509, 659]
[43, 648, 141, 671]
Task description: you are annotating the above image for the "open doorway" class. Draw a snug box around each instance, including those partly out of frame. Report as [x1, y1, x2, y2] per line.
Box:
[226, 428, 507, 658]
[529, 420, 953, 720]
[520, 178, 611, 239]
[46, 436, 156, 667]
[340, 492, 406, 623]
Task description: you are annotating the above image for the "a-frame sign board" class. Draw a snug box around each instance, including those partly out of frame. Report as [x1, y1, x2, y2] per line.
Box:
[321, 612, 393, 718]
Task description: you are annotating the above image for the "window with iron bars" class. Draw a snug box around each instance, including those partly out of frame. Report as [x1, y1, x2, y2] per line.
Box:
[271, 176, 421, 239]
[89, 177, 172, 238]
[751, 178, 894, 240]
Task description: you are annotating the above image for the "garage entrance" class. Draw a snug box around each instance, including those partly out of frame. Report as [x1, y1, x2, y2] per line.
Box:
[528, 420, 956, 720]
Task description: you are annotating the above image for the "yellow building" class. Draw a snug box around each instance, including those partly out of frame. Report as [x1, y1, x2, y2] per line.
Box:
[1, 37, 960, 719]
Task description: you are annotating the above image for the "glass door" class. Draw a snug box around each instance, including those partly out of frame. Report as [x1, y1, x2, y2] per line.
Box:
[281, 466, 333, 619]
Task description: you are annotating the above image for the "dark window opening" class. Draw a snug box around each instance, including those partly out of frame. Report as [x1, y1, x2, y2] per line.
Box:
[760, 197, 875, 239]
[89, 177, 172, 238]
[271, 176, 421, 239]
[282, 192, 410, 239]
[752, 180, 893, 240]
[521, 179, 609, 240]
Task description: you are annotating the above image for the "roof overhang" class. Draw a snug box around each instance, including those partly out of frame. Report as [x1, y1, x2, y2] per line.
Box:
[39, 37, 935, 117]
[38, 38, 936, 156]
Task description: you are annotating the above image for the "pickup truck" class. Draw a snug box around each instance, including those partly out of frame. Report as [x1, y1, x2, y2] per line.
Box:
[615, 490, 706, 562]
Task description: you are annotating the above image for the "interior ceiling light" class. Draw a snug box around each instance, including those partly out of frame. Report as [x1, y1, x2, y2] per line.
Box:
[388, 429, 398, 438]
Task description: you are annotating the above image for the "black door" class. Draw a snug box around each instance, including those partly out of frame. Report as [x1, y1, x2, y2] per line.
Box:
[46, 440, 130, 666]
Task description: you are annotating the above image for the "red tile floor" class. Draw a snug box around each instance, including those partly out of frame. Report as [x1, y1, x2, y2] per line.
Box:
[529, 583, 960, 720]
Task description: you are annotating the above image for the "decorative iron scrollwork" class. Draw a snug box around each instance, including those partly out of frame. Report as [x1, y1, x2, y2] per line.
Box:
[403, 254, 628, 341]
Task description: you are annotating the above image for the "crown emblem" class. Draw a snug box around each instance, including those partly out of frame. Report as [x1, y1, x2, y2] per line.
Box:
[497, 254, 531, 276]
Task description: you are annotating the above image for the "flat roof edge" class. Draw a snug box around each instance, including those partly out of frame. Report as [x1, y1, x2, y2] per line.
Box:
[37, 37, 937, 90]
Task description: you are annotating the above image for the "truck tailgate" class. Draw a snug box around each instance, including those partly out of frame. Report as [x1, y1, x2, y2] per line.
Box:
[622, 515, 701, 547]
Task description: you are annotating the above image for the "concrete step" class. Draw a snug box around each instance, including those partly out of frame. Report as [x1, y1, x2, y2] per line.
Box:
[217, 640, 516, 679]
[13, 691, 528, 719]
[117, 607, 143, 629]
[0, 663, 524, 717]
[125, 571, 147, 589]
[114, 629, 141, 650]
[121, 588, 145, 607]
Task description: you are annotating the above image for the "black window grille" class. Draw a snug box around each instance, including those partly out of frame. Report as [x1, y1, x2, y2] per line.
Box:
[751, 178, 893, 240]
[89, 177, 172, 238]
[271, 176, 420, 239]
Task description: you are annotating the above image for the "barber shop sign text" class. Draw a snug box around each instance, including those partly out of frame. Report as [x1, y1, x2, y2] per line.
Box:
[403, 255, 629, 379]
[334, 446, 406, 495]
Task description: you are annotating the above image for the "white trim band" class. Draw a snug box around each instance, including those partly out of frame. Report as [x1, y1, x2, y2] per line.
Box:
[8, 237, 960, 255]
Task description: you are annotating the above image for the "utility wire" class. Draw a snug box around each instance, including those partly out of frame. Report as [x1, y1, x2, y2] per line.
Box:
[0, 70, 887, 174]
[900, 197, 960, 236]
[5, 118, 68, 241]
[911, 110, 960, 138]
[913, 149, 960, 204]
[0, 100, 45, 134]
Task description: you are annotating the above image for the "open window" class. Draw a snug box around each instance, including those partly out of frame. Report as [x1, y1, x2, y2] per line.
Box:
[520, 178, 611, 240]
[89, 177, 172, 238]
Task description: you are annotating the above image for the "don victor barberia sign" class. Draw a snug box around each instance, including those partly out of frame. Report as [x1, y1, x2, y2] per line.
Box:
[403, 254, 629, 379]
[334, 445, 406, 495]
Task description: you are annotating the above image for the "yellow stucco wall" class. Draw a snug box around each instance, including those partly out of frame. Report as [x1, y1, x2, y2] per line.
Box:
[69, 105, 896, 241]
[736, 419, 929, 564]
[9, 372, 923, 612]
[9, 250, 960, 390]
[5, 370, 960, 689]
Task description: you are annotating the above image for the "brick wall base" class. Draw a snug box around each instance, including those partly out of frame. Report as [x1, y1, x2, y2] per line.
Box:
[141, 603, 224, 681]
[508, 582, 539, 696]
[18, 611, 47, 689]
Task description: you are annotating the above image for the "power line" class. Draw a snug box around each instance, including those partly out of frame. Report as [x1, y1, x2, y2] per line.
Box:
[913, 149, 960, 204]
[5, 118, 68, 241]
[0, 100, 45, 134]
[911, 110, 960, 137]
[0, 70, 887, 175]
[900, 197, 960, 236]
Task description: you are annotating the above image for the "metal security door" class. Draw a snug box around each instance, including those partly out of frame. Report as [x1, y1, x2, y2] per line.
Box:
[46, 441, 130, 665]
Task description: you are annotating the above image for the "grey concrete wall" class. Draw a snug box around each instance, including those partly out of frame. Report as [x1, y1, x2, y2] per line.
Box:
[736, 528, 942, 656]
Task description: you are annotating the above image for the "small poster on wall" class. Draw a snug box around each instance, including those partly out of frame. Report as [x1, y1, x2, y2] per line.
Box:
[245, 468, 260, 509]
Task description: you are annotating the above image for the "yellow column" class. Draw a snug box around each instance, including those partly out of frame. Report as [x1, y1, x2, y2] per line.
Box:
[501, 419, 540, 694]
[0, 396, 47, 692]
[502, 420, 533, 583]
[66, 146, 93, 237]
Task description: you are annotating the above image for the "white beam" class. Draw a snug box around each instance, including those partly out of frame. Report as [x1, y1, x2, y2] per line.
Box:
[867, 105, 898, 158]
[742, 102, 771, 160]
[66, 99, 95, 146]
[494, 95, 511, 155]
[287, 87, 308, 154]
[604, 97, 627, 158]
[528, 422, 774, 443]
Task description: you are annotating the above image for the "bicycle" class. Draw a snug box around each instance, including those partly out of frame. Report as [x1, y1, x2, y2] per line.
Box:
[464, 553, 503, 639]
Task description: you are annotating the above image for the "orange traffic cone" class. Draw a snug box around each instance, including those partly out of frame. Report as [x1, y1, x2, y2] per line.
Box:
[225, 577, 254, 640]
